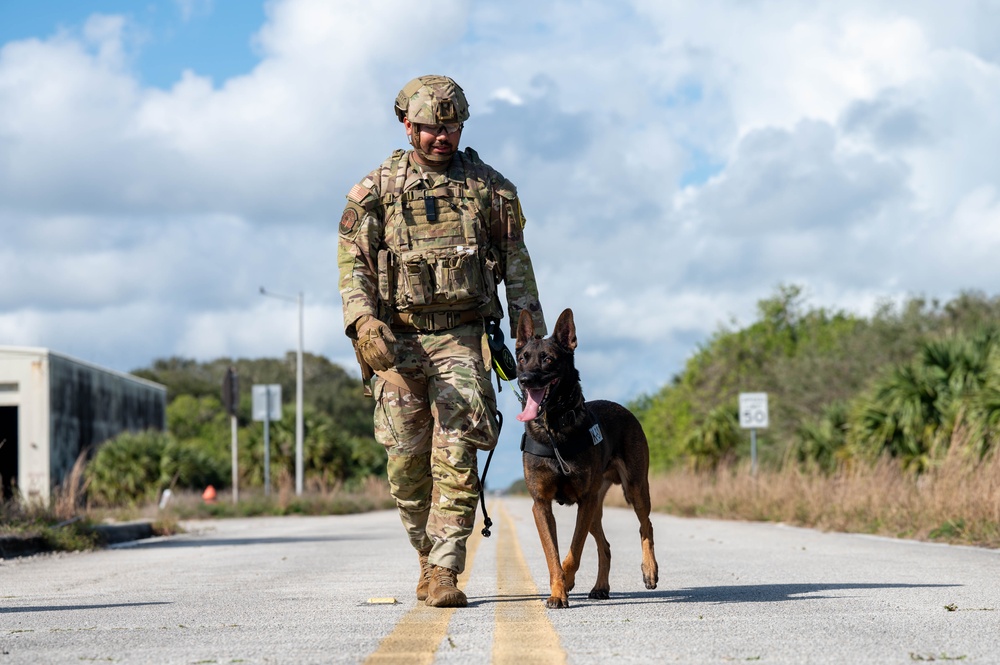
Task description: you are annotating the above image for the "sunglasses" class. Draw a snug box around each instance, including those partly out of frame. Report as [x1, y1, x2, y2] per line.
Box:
[418, 123, 463, 136]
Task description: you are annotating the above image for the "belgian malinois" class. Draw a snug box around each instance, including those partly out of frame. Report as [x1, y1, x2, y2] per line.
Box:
[515, 308, 659, 608]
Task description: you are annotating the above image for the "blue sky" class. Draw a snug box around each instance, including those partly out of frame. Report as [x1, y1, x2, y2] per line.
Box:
[3, 0, 1000, 488]
[0, 1, 265, 87]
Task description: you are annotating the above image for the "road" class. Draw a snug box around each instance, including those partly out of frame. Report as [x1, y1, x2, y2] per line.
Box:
[2, 496, 999, 664]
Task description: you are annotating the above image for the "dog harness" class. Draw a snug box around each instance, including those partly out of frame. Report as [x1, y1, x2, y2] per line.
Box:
[520, 407, 613, 474]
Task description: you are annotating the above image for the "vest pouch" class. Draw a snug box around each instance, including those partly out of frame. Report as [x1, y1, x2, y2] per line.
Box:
[483, 246, 501, 296]
[431, 245, 488, 308]
[377, 249, 393, 303]
[396, 249, 433, 309]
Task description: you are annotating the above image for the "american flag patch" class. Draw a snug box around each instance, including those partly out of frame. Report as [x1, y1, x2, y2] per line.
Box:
[348, 183, 370, 203]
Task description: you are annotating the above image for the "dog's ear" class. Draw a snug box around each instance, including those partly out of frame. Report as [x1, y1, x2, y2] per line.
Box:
[553, 308, 577, 351]
[515, 309, 535, 350]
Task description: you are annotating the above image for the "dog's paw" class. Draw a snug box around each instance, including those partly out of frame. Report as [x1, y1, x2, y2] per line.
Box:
[588, 587, 610, 600]
[545, 595, 570, 609]
[642, 562, 659, 589]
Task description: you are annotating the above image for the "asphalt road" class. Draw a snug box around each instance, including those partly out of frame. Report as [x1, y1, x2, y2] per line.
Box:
[2, 496, 999, 664]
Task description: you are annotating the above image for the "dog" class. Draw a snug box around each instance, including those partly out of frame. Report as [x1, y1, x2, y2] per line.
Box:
[515, 308, 658, 609]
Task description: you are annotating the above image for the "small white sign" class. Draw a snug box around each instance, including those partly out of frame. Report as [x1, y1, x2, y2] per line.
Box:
[252, 384, 283, 421]
[739, 392, 769, 429]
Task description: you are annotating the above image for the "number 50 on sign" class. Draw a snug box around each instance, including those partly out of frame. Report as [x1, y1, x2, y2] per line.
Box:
[739, 392, 769, 429]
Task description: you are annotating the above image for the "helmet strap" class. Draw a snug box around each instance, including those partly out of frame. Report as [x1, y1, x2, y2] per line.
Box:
[408, 126, 453, 165]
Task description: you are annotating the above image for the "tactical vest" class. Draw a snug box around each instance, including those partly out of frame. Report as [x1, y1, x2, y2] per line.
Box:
[375, 149, 502, 328]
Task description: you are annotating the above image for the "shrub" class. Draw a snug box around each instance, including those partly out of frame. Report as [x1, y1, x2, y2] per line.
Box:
[85, 430, 226, 506]
[85, 430, 168, 506]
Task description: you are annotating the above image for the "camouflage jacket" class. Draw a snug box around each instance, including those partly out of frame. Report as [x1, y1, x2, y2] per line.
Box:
[338, 147, 545, 339]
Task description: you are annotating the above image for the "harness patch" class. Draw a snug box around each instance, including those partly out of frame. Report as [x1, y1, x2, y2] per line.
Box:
[589, 423, 604, 446]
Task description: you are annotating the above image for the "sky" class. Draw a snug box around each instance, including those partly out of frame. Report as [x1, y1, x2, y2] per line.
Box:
[3, 0, 1000, 489]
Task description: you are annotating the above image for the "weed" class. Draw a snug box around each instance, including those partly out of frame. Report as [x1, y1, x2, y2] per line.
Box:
[910, 654, 967, 662]
[930, 520, 966, 541]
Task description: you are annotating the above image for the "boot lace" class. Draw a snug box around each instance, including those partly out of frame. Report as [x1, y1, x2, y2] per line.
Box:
[433, 567, 457, 588]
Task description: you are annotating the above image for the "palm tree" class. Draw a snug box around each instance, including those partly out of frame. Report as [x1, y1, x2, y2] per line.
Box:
[796, 401, 850, 472]
[852, 329, 1000, 470]
[684, 404, 742, 470]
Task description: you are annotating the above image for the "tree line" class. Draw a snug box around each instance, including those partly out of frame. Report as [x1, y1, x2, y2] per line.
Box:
[631, 285, 1000, 473]
[86, 353, 381, 505]
[87, 286, 1000, 504]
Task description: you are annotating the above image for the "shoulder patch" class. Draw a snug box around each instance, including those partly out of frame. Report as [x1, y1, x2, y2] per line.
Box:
[348, 183, 371, 204]
[340, 207, 359, 234]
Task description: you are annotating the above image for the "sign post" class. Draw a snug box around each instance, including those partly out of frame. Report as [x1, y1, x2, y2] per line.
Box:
[252, 384, 282, 496]
[222, 367, 240, 503]
[738, 392, 769, 476]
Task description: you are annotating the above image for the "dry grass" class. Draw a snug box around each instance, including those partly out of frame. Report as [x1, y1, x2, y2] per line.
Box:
[611, 451, 1000, 548]
[146, 472, 395, 520]
[2, 468, 394, 557]
[52, 451, 90, 521]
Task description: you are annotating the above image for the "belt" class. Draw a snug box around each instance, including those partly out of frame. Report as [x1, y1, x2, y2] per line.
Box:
[390, 310, 482, 333]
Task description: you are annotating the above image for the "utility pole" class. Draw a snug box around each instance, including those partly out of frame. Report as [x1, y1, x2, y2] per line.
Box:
[260, 287, 305, 495]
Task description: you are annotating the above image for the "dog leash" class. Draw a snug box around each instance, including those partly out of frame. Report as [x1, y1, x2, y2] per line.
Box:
[477, 410, 500, 537]
[477, 320, 525, 538]
[542, 427, 573, 475]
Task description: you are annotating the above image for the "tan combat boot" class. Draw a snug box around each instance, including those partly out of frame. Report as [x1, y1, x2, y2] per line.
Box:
[416, 550, 432, 601]
[425, 565, 467, 607]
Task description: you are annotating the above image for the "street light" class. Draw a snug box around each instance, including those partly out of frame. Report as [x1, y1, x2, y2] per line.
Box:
[259, 286, 304, 496]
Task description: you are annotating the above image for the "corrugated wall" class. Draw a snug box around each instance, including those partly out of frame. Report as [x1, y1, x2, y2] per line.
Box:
[48, 354, 166, 489]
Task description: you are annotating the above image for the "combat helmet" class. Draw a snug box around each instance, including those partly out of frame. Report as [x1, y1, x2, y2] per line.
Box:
[394, 75, 470, 125]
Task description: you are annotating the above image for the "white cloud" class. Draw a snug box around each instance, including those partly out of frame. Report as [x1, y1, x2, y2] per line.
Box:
[3, 0, 1000, 488]
[174, 0, 213, 22]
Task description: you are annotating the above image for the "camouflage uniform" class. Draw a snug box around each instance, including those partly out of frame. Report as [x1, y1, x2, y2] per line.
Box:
[338, 143, 545, 574]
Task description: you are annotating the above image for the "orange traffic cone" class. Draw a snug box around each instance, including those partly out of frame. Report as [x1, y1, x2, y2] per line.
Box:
[202, 485, 217, 504]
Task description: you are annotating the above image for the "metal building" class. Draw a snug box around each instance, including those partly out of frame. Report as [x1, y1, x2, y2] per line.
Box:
[0, 346, 166, 503]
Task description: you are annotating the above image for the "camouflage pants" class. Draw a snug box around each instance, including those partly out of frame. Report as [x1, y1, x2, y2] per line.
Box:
[372, 322, 499, 574]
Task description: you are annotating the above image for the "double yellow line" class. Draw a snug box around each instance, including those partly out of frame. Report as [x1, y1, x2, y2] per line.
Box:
[365, 499, 566, 664]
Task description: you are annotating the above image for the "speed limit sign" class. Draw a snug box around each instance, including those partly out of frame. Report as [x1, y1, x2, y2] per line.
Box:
[739, 392, 769, 429]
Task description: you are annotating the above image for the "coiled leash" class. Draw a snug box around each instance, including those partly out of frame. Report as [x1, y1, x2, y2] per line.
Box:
[477, 320, 522, 537]
[486, 319, 523, 403]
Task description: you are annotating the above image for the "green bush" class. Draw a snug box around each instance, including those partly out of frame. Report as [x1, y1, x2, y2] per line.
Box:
[85, 430, 226, 506]
[85, 430, 168, 506]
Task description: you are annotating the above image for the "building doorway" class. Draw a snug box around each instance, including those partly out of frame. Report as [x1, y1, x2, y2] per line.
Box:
[0, 406, 17, 500]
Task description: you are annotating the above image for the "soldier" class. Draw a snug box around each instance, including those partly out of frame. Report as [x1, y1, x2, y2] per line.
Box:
[338, 75, 546, 607]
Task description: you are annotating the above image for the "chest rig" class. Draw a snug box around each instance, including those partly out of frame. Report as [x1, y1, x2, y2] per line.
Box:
[376, 150, 501, 329]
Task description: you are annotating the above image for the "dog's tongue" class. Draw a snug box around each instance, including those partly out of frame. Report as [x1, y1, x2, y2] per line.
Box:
[517, 388, 546, 422]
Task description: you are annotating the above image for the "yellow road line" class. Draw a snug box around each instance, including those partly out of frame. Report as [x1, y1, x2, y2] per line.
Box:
[493, 499, 567, 664]
[364, 526, 484, 665]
